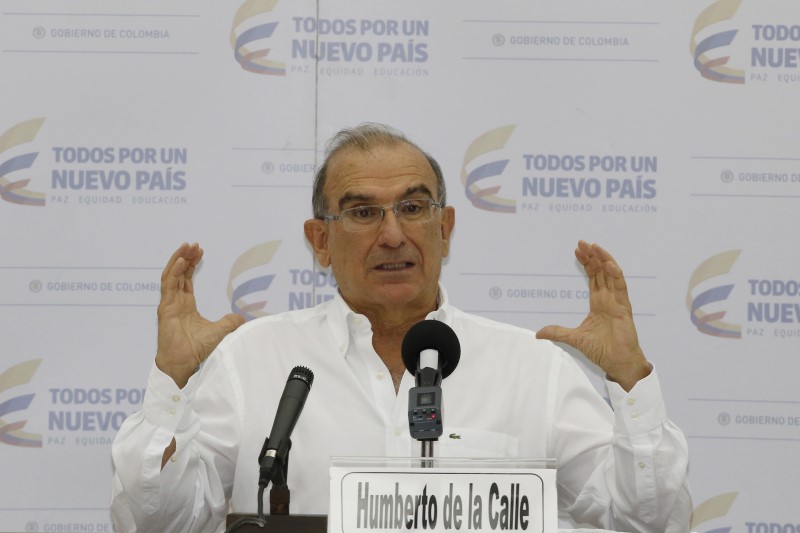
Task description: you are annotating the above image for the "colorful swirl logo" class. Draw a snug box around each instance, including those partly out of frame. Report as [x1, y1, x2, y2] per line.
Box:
[0, 118, 46, 207]
[690, 0, 745, 84]
[690, 491, 738, 533]
[230, 0, 286, 76]
[227, 241, 280, 320]
[460, 125, 517, 213]
[686, 250, 742, 339]
[0, 359, 43, 448]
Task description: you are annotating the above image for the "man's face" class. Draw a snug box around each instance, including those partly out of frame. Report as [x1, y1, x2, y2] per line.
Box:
[304, 142, 455, 320]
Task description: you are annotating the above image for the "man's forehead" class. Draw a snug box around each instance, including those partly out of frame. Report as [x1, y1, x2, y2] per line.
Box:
[329, 143, 428, 171]
[325, 144, 436, 196]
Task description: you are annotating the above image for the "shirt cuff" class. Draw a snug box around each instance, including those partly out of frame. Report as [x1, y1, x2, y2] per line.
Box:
[606, 364, 667, 435]
[142, 362, 201, 434]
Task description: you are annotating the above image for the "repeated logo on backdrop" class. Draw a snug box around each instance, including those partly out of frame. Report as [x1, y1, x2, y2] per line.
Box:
[461, 125, 660, 216]
[0, 118, 47, 207]
[690, 0, 745, 84]
[0, 359, 43, 448]
[460, 125, 517, 214]
[690, 492, 737, 533]
[687, 250, 800, 340]
[229, 0, 432, 79]
[230, 0, 286, 75]
[228, 240, 337, 319]
[690, 491, 800, 533]
[0, 118, 191, 208]
[0, 357, 145, 450]
[691, 0, 800, 85]
[686, 250, 742, 338]
[228, 240, 281, 319]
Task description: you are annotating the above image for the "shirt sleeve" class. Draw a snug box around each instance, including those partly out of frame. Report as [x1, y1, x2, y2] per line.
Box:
[552, 356, 692, 533]
[110, 357, 240, 533]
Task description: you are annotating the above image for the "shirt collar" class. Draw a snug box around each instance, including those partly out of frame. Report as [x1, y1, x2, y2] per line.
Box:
[326, 283, 453, 358]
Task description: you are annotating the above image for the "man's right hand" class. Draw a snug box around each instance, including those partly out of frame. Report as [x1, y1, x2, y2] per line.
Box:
[155, 243, 246, 388]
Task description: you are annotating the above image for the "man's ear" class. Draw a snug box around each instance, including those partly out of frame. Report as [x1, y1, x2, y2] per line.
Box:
[304, 219, 331, 267]
[440, 206, 455, 258]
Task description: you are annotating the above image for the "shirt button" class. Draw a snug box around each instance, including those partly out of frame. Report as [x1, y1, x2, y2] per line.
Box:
[354, 317, 362, 326]
[172, 395, 181, 403]
[168, 408, 176, 416]
[395, 426, 403, 437]
[626, 398, 635, 406]
[631, 411, 640, 420]
[339, 343, 345, 352]
[638, 461, 646, 469]
[170, 455, 177, 462]
[376, 371, 385, 380]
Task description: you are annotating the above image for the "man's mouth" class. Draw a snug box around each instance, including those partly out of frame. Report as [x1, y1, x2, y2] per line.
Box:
[376, 262, 413, 271]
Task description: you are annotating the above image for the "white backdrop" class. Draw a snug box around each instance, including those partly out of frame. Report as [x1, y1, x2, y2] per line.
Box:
[1, 0, 798, 531]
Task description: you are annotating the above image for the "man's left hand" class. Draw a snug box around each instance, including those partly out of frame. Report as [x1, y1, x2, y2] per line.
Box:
[536, 240, 651, 392]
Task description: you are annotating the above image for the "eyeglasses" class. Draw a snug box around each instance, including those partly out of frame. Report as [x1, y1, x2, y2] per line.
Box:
[323, 198, 443, 232]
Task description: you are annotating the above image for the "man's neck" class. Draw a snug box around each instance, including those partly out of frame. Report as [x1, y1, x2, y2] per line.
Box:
[371, 312, 429, 392]
[340, 291, 442, 392]
[341, 290, 439, 334]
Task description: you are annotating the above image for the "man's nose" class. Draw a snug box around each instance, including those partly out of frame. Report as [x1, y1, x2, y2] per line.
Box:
[376, 209, 405, 246]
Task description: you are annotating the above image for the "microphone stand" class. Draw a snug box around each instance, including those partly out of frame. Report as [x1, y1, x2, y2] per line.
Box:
[269, 449, 291, 515]
[224, 441, 293, 532]
[420, 440, 435, 468]
[225, 366, 314, 532]
[260, 438, 293, 516]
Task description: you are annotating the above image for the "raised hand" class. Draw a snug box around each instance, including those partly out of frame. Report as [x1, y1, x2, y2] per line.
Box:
[536, 241, 651, 391]
[155, 243, 246, 388]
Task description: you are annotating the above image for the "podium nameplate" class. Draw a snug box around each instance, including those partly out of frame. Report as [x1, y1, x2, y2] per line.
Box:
[329, 457, 557, 533]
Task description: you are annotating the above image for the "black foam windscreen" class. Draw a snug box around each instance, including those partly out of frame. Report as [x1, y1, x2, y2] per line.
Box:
[401, 320, 461, 379]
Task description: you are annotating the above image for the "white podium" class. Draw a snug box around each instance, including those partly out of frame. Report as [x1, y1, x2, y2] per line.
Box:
[329, 457, 558, 533]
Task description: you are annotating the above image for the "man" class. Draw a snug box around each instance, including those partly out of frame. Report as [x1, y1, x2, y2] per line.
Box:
[111, 123, 691, 532]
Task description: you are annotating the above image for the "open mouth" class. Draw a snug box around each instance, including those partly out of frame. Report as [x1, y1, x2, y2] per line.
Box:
[376, 261, 413, 271]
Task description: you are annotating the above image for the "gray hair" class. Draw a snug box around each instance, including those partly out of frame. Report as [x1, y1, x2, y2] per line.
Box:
[312, 123, 446, 219]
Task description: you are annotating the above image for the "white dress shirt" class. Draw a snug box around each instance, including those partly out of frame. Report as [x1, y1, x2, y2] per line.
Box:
[110, 286, 691, 533]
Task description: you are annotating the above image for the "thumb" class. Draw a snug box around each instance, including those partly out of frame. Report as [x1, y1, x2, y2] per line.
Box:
[535, 325, 574, 345]
[215, 312, 246, 337]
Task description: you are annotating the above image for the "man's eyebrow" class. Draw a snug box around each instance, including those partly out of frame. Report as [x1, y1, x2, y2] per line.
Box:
[405, 185, 433, 198]
[338, 192, 374, 210]
[337, 185, 433, 209]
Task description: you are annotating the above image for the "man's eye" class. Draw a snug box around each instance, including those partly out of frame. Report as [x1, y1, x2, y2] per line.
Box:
[351, 207, 379, 219]
[399, 201, 424, 214]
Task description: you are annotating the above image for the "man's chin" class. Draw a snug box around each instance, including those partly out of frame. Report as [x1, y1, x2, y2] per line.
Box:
[376, 283, 437, 306]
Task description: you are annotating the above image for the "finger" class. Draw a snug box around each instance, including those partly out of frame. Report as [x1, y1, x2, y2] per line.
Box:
[535, 324, 575, 345]
[174, 245, 199, 293]
[575, 240, 591, 268]
[590, 242, 620, 269]
[589, 243, 631, 304]
[160, 244, 194, 302]
[161, 243, 190, 289]
[576, 239, 591, 258]
[575, 241, 601, 291]
[579, 241, 608, 291]
[183, 244, 203, 294]
[605, 260, 633, 307]
[185, 243, 202, 269]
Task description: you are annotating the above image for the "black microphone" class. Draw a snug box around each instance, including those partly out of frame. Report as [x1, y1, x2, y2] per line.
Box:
[258, 366, 314, 489]
[402, 320, 460, 442]
[402, 320, 461, 382]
